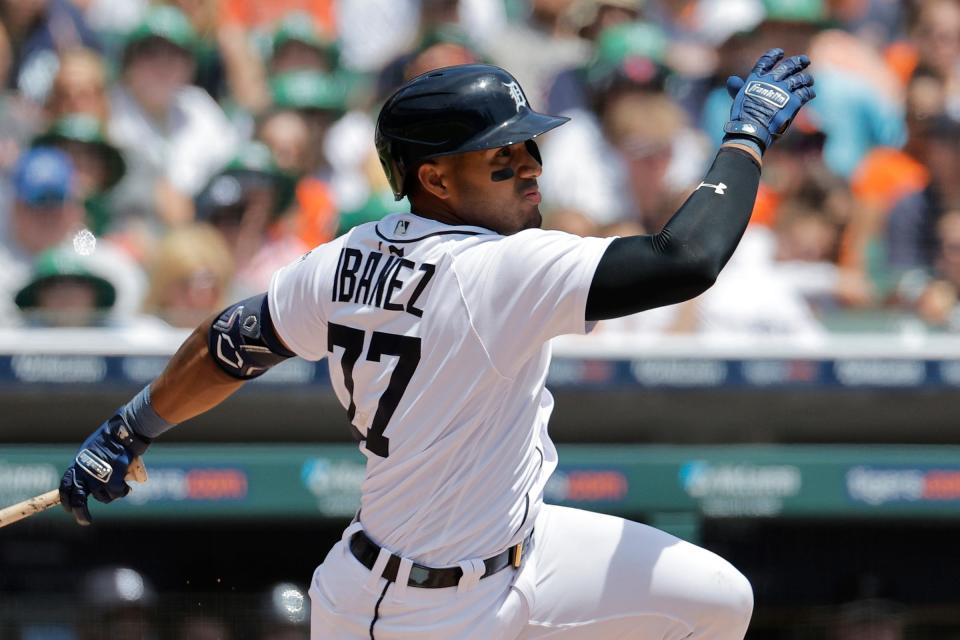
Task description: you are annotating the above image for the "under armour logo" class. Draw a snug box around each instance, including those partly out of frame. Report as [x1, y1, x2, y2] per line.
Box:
[696, 181, 727, 195]
[502, 81, 527, 112]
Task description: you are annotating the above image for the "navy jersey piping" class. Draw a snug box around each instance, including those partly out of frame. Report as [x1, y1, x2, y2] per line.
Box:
[374, 225, 485, 244]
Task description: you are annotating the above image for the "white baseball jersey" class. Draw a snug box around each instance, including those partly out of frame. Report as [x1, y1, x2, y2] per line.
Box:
[269, 212, 613, 567]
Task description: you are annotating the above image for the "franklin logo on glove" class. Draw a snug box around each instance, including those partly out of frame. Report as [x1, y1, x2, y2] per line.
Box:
[744, 82, 790, 109]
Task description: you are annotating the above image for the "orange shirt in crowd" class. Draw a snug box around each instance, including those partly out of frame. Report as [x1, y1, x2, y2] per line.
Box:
[220, 0, 336, 35]
[749, 183, 780, 228]
[295, 177, 338, 248]
[836, 147, 929, 269]
[884, 40, 919, 89]
[851, 147, 929, 213]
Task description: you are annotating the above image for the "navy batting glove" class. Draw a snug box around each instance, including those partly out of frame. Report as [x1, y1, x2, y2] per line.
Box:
[723, 48, 816, 154]
[59, 414, 151, 525]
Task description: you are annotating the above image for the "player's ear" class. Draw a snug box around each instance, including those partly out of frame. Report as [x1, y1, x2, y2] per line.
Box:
[417, 161, 450, 200]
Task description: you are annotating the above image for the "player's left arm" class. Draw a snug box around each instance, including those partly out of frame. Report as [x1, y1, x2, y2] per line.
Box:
[585, 48, 815, 321]
[58, 293, 295, 525]
[585, 146, 761, 320]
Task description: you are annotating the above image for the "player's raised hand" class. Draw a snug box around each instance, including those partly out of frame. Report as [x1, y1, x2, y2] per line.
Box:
[722, 48, 816, 154]
[59, 415, 151, 525]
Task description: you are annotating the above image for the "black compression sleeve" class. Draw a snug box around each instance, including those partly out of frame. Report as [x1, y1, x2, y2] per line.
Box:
[585, 147, 761, 321]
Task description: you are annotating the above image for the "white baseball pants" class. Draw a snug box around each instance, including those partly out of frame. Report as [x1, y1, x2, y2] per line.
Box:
[309, 505, 753, 639]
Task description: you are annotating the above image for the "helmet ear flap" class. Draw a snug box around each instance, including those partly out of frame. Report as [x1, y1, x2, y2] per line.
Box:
[379, 151, 406, 200]
[375, 120, 407, 200]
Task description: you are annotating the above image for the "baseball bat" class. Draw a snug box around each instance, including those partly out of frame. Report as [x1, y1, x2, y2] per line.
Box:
[0, 457, 148, 529]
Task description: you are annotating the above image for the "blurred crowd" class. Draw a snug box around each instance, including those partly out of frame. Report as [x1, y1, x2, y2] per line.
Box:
[2, 0, 960, 337]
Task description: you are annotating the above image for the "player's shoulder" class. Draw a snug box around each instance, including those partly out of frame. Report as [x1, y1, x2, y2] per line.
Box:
[456, 226, 598, 259]
[292, 230, 350, 264]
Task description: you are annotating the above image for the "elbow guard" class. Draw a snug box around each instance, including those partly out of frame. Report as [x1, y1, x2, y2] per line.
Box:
[208, 294, 296, 380]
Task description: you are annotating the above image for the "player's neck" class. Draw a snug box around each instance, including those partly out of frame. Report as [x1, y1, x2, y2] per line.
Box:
[409, 197, 479, 230]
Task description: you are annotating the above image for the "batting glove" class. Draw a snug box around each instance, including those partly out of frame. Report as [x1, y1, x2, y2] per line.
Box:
[59, 415, 151, 525]
[723, 48, 816, 154]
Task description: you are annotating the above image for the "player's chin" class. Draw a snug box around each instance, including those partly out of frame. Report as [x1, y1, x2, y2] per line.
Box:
[519, 201, 542, 231]
[500, 204, 541, 235]
[526, 208, 543, 230]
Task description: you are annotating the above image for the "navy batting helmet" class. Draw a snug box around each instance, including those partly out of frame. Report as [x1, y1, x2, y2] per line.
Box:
[375, 64, 569, 200]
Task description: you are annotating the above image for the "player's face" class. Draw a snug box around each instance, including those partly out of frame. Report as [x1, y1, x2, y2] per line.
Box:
[445, 141, 544, 235]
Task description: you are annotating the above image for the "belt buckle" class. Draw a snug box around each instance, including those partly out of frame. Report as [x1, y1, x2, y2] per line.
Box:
[512, 540, 523, 568]
[408, 564, 432, 587]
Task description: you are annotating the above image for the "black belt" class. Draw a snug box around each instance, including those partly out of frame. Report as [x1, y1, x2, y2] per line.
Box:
[349, 529, 533, 589]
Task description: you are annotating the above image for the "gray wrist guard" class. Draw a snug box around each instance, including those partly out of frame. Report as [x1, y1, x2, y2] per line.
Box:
[120, 385, 175, 440]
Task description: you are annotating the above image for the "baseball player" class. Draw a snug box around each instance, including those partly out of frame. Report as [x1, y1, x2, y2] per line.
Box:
[60, 50, 814, 639]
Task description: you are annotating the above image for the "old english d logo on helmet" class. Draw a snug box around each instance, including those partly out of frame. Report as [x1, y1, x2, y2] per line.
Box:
[375, 64, 570, 200]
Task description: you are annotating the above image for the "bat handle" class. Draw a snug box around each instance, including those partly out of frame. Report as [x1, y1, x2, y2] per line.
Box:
[0, 456, 149, 529]
[127, 456, 148, 483]
[0, 489, 60, 528]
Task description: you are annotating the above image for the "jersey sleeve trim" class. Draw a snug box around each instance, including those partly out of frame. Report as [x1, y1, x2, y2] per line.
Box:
[374, 226, 486, 244]
[374, 213, 497, 244]
[572, 236, 616, 335]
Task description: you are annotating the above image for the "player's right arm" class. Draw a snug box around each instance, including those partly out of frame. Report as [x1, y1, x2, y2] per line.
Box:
[58, 293, 296, 525]
[59, 242, 336, 525]
[585, 48, 816, 321]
